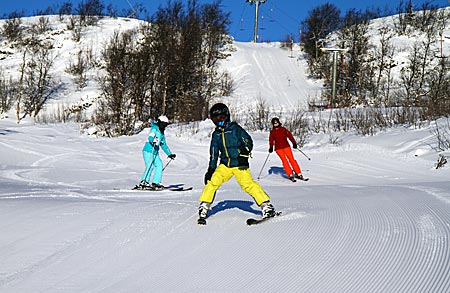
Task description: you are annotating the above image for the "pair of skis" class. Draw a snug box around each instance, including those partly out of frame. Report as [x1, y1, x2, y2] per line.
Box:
[198, 211, 282, 226]
[198, 175, 308, 225]
[132, 185, 193, 192]
[289, 176, 309, 183]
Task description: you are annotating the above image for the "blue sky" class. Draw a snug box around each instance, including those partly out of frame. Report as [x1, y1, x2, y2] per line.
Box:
[1, 0, 449, 42]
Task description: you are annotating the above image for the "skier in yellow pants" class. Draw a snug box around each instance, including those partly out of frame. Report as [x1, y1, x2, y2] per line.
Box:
[199, 164, 270, 205]
[198, 103, 276, 224]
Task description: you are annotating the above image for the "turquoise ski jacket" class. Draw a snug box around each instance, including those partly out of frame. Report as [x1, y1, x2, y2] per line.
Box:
[142, 121, 172, 156]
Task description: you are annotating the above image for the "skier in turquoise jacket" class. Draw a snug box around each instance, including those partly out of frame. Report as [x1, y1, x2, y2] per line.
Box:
[138, 115, 176, 190]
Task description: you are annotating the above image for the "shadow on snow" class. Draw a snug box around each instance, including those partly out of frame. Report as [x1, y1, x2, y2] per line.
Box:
[268, 166, 288, 179]
[209, 200, 261, 217]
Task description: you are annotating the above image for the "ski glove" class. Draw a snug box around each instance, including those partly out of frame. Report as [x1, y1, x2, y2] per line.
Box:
[292, 143, 297, 149]
[268, 147, 273, 153]
[204, 168, 215, 185]
[238, 147, 250, 167]
[168, 154, 176, 159]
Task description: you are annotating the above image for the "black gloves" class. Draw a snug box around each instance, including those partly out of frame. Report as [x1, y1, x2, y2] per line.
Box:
[293, 143, 297, 149]
[238, 156, 249, 168]
[238, 147, 250, 167]
[268, 147, 273, 153]
[204, 168, 215, 184]
[168, 154, 176, 159]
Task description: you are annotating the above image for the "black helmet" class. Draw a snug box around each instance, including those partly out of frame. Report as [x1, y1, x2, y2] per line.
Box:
[209, 103, 230, 120]
[271, 117, 281, 126]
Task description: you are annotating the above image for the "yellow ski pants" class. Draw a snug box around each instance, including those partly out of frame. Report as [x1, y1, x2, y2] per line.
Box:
[199, 164, 270, 206]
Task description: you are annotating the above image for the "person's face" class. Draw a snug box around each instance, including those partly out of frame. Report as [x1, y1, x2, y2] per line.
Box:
[212, 115, 227, 126]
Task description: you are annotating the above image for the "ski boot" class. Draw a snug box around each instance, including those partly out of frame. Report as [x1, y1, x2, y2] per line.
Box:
[288, 174, 296, 182]
[198, 202, 210, 225]
[260, 201, 276, 219]
[294, 173, 308, 181]
[295, 173, 304, 180]
[138, 180, 151, 190]
[151, 183, 165, 191]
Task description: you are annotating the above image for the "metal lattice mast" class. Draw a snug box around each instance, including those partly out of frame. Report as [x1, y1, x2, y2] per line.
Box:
[246, 0, 266, 43]
[321, 48, 348, 107]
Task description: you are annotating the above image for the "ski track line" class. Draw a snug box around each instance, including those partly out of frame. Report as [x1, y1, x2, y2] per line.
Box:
[276, 194, 352, 291]
[0, 168, 83, 190]
[0, 199, 76, 233]
[59, 204, 196, 292]
[290, 186, 450, 292]
[86, 208, 200, 292]
[417, 198, 450, 292]
[0, 141, 46, 157]
[406, 185, 450, 205]
[1, 201, 195, 292]
[167, 149, 206, 174]
[0, 218, 113, 289]
[390, 189, 447, 292]
[375, 195, 417, 292]
[391, 192, 449, 292]
[312, 159, 406, 183]
[333, 156, 397, 174]
[370, 187, 450, 292]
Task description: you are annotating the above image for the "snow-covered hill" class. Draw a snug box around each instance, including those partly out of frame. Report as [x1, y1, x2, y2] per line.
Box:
[1, 110, 450, 292]
[1, 15, 324, 119]
[1, 12, 450, 293]
[0, 16, 144, 115]
[220, 42, 322, 112]
[1, 10, 449, 117]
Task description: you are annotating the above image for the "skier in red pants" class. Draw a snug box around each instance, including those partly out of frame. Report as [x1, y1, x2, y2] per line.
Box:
[268, 117, 304, 181]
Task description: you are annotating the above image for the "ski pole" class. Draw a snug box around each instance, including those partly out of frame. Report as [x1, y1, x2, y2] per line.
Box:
[296, 148, 311, 160]
[257, 152, 271, 180]
[162, 158, 173, 172]
[143, 145, 158, 180]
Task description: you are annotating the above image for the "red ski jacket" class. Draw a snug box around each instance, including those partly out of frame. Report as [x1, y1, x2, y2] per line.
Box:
[269, 126, 296, 150]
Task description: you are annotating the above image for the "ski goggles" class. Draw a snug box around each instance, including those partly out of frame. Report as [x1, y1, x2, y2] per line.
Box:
[212, 115, 227, 123]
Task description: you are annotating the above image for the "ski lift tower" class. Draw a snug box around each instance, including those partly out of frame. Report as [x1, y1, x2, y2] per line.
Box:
[246, 0, 266, 43]
[321, 47, 348, 107]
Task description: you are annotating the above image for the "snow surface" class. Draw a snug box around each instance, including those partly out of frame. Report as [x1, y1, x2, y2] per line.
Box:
[1, 14, 450, 293]
[2, 112, 450, 293]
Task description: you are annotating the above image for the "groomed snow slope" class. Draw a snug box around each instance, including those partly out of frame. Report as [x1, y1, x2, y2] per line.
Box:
[0, 118, 449, 292]
[221, 42, 322, 112]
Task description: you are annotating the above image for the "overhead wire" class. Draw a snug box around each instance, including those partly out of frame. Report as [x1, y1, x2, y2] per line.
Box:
[258, 3, 301, 41]
[270, 2, 301, 25]
[232, 0, 302, 42]
[125, 0, 137, 18]
[233, 2, 250, 39]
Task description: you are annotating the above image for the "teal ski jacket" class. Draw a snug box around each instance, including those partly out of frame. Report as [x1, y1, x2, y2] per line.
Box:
[142, 121, 172, 156]
[208, 121, 252, 170]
